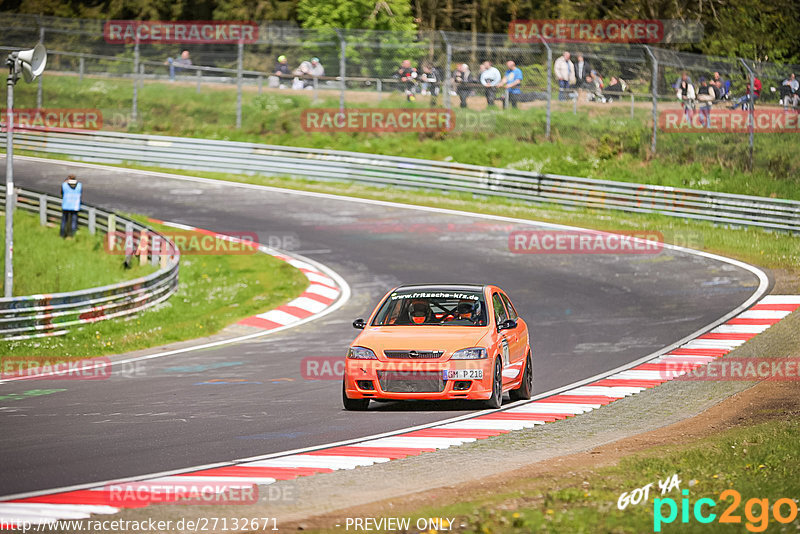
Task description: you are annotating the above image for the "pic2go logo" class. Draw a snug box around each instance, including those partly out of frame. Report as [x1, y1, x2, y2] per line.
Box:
[654, 489, 799, 532]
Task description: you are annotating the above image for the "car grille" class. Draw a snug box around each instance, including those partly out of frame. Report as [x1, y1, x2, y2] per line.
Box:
[384, 350, 444, 359]
[378, 371, 444, 393]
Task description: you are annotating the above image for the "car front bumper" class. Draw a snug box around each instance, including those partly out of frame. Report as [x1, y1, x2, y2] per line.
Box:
[343, 359, 494, 400]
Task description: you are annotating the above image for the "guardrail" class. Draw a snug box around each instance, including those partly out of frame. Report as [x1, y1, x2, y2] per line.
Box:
[0, 187, 180, 340]
[2, 128, 799, 233]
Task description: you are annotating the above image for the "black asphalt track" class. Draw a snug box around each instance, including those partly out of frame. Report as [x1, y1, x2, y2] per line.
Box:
[0, 158, 765, 496]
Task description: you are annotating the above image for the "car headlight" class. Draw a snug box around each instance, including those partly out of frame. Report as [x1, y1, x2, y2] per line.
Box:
[347, 346, 377, 360]
[450, 347, 488, 360]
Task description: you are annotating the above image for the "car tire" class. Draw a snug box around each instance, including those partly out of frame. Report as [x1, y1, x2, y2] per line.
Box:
[342, 381, 370, 411]
[484, 357, 503, 409]
[510, 352, 533, 401]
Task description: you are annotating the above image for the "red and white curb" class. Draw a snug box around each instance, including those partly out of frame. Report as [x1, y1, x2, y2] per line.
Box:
[148, 219, 343, 332]
[2, 295, 797, 527]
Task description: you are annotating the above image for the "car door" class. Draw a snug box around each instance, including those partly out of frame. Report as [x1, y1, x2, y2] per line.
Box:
[500, 291, 527, 366]
[491, 292, 514, 385]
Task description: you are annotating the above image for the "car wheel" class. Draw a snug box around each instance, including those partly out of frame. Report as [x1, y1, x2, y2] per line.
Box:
[484, 357, 503, 409]
[510, 352, 533, 401]
[342, 381, 370, 411]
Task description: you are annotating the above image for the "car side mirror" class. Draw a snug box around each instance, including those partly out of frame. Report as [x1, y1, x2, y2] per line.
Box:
[498, 318, 517, 331]
[353, 318, 366, 329]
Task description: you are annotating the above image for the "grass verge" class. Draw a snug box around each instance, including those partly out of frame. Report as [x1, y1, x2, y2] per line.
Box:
[0, 209, 155, 295]
[9, 74, 800, 200]
[0, 217, 308, 359]
[332, 417, 800, 533]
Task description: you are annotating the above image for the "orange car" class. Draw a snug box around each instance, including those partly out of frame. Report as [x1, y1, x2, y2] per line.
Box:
[343, 284, 533, 410]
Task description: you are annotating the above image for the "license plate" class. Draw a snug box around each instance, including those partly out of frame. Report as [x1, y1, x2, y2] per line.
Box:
[443, 369, 483, 380]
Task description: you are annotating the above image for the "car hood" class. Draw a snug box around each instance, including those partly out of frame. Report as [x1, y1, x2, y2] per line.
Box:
[353, 326, 491, 357]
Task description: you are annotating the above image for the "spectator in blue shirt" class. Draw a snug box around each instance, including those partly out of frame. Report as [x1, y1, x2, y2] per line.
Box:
[500, 60, 523, 109]
[60, 175, 82, 238]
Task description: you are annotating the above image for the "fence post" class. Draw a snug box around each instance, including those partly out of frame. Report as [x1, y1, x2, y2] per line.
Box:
[336, 29, 346, 113]
[37, 26, 44, 108]
[196, 68, 202, 93]
[79, 56, 85, 82]
[630, 93, 635, 119]
[644, 46, 658, 155]
[541, 37, 552, 140]
[440, 30, 452, 114]
[88, 207, 96, 234]
[739, 58, 755, 172]
[376, 78, 381, 102]
[107, 213, 117, 251]
[151, 234, 160, 266]
[138, 229, 149, 266]
[124, 221, 134, 265]
[132, 38, 139, 123]
[257, 74, 263, 95]
[236, 41, 243, 129]
[39, 194, 47, 226]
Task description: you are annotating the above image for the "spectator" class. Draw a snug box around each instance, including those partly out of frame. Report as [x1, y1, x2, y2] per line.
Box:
[730, 76, 761, 110]
[293, 57, 324, 89]
[269, 55, 290, 88]
[676, 71, 695, 121]
[696, 77, 717, 126]
[604, 76, 627, 101]
[397, 59, 418, 101]
[274, 55, 290, 77]
[553, 51, 575, 101]
[292, 61, 312, 90]
[779, 73, 798, 108]
[419, 62, 442, 105]
[309, 57, 324, 78]
[478, 61, 500, 107]
[165, 50, 191, 81]
[585, 71, 605, 102]
[452, 63, 474, 108]
[499, 60, 523, 109]
[60, 175, 82, 238]
[574, 54, 589, 88]
[712, 71, 730, 100]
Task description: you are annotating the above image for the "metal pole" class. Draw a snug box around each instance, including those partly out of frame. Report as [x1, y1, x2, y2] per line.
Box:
[5, 65, 15, 297]
[79, 56, 84, 82]
[336, 29, 345, 113]
[132, 39, 139, 123]
[440, 31, 452, 113]
[196, 68, 201, 93]
[739, 58, 755, 171]
[36, 26, 44, 108]
[644, 46, 658, 155]
[542, 37, 551, 140]
[236, 41, 243, 129]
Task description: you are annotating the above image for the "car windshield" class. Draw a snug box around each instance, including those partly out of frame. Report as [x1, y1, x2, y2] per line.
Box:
[372, 290, 487, 326]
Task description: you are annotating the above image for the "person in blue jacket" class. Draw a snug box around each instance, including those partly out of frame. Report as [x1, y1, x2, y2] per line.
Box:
[61, 175, 82, 238]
